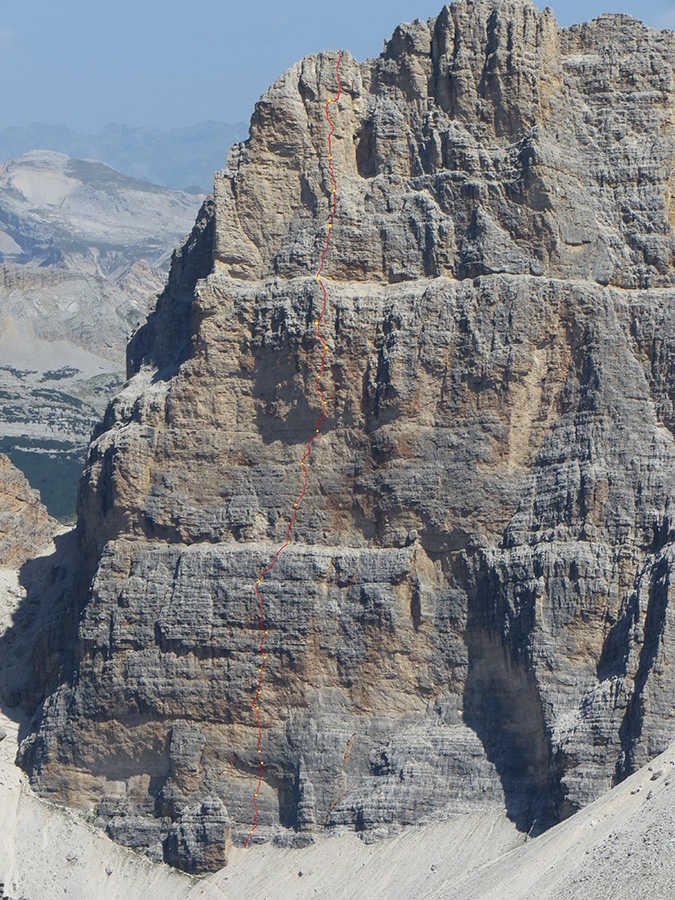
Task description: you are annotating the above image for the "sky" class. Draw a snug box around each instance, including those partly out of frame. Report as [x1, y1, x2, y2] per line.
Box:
[1, 0, 675, 133]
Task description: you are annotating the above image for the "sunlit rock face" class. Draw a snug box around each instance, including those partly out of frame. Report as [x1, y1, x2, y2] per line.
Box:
[19, 0, 675, 871]
[0, 454, 54, 567]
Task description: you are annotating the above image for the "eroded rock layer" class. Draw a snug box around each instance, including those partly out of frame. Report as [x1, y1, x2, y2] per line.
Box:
[19, 0, 675, 871]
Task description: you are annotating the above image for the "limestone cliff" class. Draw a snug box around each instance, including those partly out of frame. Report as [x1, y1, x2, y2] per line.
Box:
[0, 455, 55, 567]
[17, 0, 675, 872]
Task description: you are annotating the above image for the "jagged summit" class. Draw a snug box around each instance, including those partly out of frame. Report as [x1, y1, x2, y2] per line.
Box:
[13, 0, 675, 873]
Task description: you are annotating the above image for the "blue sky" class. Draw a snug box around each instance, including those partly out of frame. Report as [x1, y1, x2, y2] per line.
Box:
[1, 0, 675, 132]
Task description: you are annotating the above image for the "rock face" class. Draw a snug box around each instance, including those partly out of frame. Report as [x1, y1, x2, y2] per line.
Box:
[164, 797, 231, 873]
[0, 454, 55, 568]
[18, 0, 675, 872]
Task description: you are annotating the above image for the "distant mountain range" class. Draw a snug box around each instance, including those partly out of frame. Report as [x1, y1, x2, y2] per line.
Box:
[0, 150, 204, 275]
[0, 121, 249, 193]
[0, 150, 205, 519]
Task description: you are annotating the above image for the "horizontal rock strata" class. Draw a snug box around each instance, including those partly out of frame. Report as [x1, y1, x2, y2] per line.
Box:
[18, 0, 675, 872]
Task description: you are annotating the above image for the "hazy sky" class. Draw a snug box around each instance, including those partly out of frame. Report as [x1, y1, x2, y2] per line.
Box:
[2, 0, 675, 132]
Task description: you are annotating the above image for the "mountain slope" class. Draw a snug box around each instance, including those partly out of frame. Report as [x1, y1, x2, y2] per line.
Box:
[0, 121, 248, 193]
[0, 151, 204, 276]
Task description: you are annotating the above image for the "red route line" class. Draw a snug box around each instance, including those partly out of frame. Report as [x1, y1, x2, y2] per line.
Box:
[245, 50, 344, 848]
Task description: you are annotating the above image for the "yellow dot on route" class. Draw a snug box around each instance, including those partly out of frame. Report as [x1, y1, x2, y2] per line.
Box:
[317, 275, 321, 280]
[328, 223, 332, 228]
[329, 155, 333, 160]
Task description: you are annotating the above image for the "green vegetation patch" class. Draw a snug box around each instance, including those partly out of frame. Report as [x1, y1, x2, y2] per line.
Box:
[0, 365, 38, 379]
[40, 366, 82, 381]
[0, 436, 77, 452]
[31, 388, 86, 409]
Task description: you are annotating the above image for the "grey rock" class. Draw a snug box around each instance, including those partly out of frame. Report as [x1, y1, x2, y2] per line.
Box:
[17, 0, 675, 875]
[164, 797, 231, 873]
[272, 831, 316, 849]
[105, 815, 165, 850]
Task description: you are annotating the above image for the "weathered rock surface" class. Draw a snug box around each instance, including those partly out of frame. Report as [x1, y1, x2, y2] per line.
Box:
[0, 454, 55, 567]
[18, 0, 675, 873]
[164, 797, 231, 873]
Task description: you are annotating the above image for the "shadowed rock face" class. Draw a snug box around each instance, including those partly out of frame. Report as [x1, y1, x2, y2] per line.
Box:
[18, 0, 675, 871]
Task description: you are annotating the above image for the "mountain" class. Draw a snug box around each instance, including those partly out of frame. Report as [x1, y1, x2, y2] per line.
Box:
[13, 0, 675, 877]
[0, 121, 249, 193]
[0, 151, 204, 275]
[0, 151, 205, 519]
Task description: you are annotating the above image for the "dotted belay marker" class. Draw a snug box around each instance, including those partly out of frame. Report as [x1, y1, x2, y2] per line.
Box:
[244, 50, 344, 849]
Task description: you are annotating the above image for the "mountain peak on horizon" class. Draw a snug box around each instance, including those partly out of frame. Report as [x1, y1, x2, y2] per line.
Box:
[0, 120, 249, 193]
